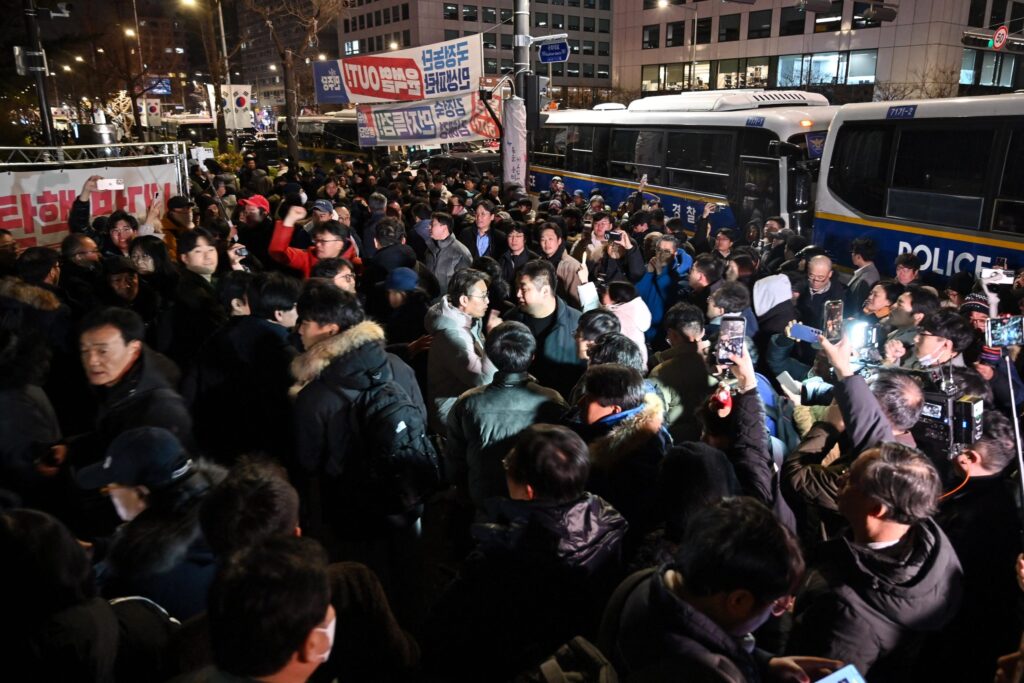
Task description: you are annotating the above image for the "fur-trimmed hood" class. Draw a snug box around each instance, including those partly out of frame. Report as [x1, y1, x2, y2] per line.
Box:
[290, 320, 387, 396]
[589, 391, 667, 469]
[0, 276, 62, 311]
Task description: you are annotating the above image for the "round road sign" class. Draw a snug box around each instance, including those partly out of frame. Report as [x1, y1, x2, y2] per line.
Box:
[994, 25, 1009, 50]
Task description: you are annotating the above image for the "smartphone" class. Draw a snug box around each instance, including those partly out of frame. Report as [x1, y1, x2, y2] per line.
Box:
[234, 247, 249, 258]
[824, 299, 844, 343]
[706, 203, 718, 214]
[639, 173, 648, 185]
[716, 316, 746, 365]
[788, 322, 822, 344]
[814, 664, 866, 683]
[97, 178, 125, 191]
[986, 316, 1024, 347]
[994, 256, 1008, 269]
[777, 371, 803, 397]
[980, 267, 1014, 285]
[607, 231, 622, 242]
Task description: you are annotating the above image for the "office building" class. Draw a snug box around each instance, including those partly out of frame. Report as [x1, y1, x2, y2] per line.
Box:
[613, 0, 1022, 103]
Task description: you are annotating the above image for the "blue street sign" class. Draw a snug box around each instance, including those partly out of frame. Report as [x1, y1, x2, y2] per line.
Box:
[538, 41, 570, 64]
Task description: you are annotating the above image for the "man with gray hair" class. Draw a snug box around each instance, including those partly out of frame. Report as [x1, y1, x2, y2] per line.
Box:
[799, 254, 845, 330]
[787, 442, 962, 680]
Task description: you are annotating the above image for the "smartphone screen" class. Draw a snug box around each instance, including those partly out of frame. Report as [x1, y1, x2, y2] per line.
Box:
[97, 178, 125, 191]
[716, 316, 746, 365]
[994, 257, 1008, 269]
[986, 316, 1024, 347]
[824, 300, 844, 343]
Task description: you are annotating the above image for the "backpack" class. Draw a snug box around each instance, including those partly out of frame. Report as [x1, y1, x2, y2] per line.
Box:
[514, 636, 619, 683]
[755, 372, 801, 466]
[336, 370, 441, 514]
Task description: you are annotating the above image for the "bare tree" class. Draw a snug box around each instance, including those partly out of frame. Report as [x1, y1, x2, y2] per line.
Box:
[242, 0, 348, 163]
[873, 65, 960, 101]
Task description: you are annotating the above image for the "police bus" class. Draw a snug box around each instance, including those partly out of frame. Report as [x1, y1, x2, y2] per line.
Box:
[160, 114, 216, 143]
[277, 110, 389, 166]
[531, 90, 839, 235]
[813, 92, 1024, 277]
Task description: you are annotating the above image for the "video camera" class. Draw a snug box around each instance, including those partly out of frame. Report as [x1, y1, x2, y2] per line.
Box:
[912, 365, 984, 460]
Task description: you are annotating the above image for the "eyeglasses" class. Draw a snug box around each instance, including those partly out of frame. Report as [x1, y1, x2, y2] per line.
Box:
[466, 292, 489, 300]
[337, 273, 356, 282]
[313, 238, 342, 245]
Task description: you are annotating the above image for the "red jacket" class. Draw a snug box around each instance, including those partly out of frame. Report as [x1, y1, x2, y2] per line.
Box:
[268, 221, 361, 278]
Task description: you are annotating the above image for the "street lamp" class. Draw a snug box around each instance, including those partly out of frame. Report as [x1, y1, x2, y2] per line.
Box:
[61, 64, 71, 71]
[124, 28, 135, 37]
[180, 0, 232, 87]
[74, 55, 83, 62]
[659, 1, 699, 91]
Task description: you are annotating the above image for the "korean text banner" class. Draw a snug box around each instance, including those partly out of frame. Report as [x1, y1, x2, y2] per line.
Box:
[357, 92, 501, 147]
[0, 165, 179, 248]
[314, 34, 483, 105]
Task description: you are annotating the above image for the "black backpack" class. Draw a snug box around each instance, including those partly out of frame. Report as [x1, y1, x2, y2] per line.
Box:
[336, 370, 441, 514]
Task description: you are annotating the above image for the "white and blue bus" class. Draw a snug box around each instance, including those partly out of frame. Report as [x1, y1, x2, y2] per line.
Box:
[813, 93, 1024, 277]
[530, 90, 839, 235]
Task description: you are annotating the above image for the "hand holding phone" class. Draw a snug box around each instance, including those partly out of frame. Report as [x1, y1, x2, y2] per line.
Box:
[786, 321, 822, 344]
[715, 316, 746, 366]
[824, 300, 844, 343]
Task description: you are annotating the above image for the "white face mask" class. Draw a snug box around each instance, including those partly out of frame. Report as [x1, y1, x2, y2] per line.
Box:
[917, 350, 941, 368]
[312, 615, 336, 663]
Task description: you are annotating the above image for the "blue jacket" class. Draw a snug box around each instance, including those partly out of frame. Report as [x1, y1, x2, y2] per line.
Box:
[636, 249, 692, 342]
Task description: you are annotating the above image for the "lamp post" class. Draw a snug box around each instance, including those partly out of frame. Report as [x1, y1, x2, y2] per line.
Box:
[658, 0, 698, 91]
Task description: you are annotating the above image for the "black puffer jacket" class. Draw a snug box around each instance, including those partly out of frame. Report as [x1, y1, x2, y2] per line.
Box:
[787, 519, 963, 681]
[291, 320, 426, 532]
[423, 494, 627, 680]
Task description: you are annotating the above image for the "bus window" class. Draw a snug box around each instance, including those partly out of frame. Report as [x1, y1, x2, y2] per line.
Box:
[739, 128, 778, 157]
[568, 125, 594, 174]
[889, 127, 993, 229]
[827, 125, 892, 217]
[665, 131, 732, 195]
[994, 127, 1024, 235]
[608, 129, 640, 181]
[738, 157, 781, 228]
[534, 126, 567, 169]
[634, 130, 665, 185]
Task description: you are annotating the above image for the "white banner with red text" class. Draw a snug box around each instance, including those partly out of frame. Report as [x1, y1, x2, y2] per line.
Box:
[356, 91, 501, 147]
[0, 164, 180, 248]
[314, 34, 484, 104]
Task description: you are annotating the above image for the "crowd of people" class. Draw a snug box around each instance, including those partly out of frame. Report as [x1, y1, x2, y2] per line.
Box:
[3, 152, 1024, 682]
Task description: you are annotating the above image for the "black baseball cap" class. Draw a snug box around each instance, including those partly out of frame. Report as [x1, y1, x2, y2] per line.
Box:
[167, 195, 193, 211]
[76, 427, 192, 491]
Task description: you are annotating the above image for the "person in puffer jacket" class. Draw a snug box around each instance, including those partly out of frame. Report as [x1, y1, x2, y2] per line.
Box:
[602, 280, 653, 367]
[422, 424, 627, 681]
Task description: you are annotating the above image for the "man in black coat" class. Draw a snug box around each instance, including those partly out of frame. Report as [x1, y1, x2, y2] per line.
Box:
[184, 272, 300, 463]
[423, 424, 627, 681]
[71, 307, 192, 465]
[290, 286, 425, 541]
[609, 498, 835, 682]
[170, 229, 228, 370]
[917, 411, 1024, 682]
[360, 218, 417, 320]
[458, 200, 507, 260]
[787, 443, 963, 680]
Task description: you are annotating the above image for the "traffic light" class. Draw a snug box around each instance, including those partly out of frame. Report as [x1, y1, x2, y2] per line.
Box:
[962, 29, 995, 49]
[524, 74, 550, 133]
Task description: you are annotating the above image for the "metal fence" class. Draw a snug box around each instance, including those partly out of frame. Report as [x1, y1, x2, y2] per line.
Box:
[0, 141, 189, 194]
